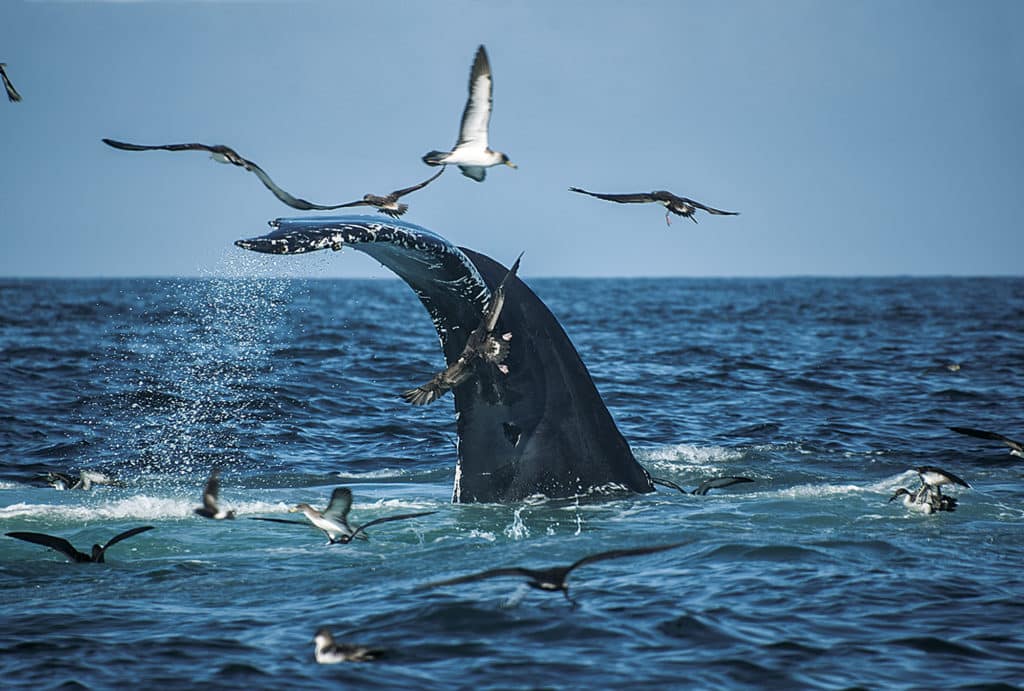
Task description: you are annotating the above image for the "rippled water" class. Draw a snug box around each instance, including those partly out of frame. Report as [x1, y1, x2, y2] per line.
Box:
[1, 275, 1023, 689]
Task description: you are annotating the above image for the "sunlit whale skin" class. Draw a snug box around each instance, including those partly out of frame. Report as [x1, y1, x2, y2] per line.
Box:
[235, 215, 654, 503]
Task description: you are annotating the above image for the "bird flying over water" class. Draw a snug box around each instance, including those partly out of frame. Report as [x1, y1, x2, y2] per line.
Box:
[949, 426, 1024, 458]
[194, 468, 235, 520]
[102, 138, 354, 211]
[401, 253, 522, 405]
[250, 487, 434, 544]
[326, 166, 447, 218]
[417, 542, 687, 604]
[1, 63, 22, 102]
[652, 476, 754, 495]
[5, 526, 155, 563]
[569, 187, 739, 226]
[422, 45, 516, 182]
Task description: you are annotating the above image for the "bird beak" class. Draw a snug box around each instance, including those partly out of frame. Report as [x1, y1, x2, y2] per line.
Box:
[505, 161, 518, 169]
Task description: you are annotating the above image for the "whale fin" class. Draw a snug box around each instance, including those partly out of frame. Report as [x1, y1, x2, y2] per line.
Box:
[236, 215, 653, 503]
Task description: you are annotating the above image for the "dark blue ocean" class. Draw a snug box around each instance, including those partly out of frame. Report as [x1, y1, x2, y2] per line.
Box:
[2, 274, 1022, 689]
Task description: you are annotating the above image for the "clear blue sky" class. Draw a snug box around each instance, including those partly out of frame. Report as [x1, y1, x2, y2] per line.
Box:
[2, 0, 1022, 278]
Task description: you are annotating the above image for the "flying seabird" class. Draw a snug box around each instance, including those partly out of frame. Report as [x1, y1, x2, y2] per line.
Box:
[651, 476, 754, 495]
[102, 138, 354, 211]
[889, 486, 957, 514]
[5, 526, 155, 563]
[194, 468, 235, 520]
[326, 167, 446, 218]
[915, 465, 970, 499]
[0, 63, 21, 103]
[949, 426, 1024, 458]
[568, 187, 739, 226]
[401, 253, 521, 405]
[417, 542, 687, 605]
[37, 469, 118, 491]
[313, 628, 384, 664]
[422, 45, 517, 182]
[249, 487, 434, 544]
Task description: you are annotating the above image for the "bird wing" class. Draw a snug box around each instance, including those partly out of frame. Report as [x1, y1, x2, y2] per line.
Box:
[917, 465, 971, 488]
[567, 541, 688, 574]
[390, 166, 446, 199]
[242, 160, 356, 211]
[568, 188, 656, 205]
[691, 476, 754, 495]
[5, 531, 86, 561]
[1, 64, 23, 103]
[480, 252, 522, 333]
[202, 470, 221, 512]
[101, 525, 156, 551]
[401, 358, 472, 406]
[247, 517, 309, 526]
[418, 567, 536, 590]
[347, 511, 438, 540]
[321, 487, 354, 524]
[102, 138, 224, 155]
[677, 197, 739, 216]
[650, 477, 687, 493]
[949, 426, 1024, 452]
[455, 45, 492, 150]
[457, 165, 487, 182]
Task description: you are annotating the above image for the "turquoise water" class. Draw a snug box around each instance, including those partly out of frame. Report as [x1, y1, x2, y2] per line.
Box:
[1, 276, 1023, 689]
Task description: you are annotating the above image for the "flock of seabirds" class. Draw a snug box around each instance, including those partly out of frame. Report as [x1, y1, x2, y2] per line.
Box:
[3, 47, 1020, 664]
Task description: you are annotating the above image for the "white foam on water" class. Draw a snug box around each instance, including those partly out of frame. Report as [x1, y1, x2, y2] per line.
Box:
[0, 495, 293, 521]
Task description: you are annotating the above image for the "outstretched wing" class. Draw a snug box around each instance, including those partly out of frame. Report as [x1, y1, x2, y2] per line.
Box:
[650, 477, 687, 493]
[6, 531, 86, 561]
[568, 187, 657, 205]
[102, 525, 156, 551]
[480, 253, 522, 333]
[567, 541, 688, 574]
[242, 161, 356, 211]
[390, 166, 446, 199]
[691, 476, 754, 496]
[401, 358, 472, 406]
[344, 511, 437, 541]
[321, 487, 354, 524]
[1, 64, 23, 103]
[455, 45, 492, 150]
[102, 138, 225, 155]
[417, 567, 535, 590]
[950, 426, 1024, 452]
[679, 197, 739, 216]
[247, 517, 309, 526]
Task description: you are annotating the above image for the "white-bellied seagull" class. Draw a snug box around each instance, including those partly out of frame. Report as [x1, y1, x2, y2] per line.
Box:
[889, 486, 957, 514]
[250, 487, 434, 544]
[401, 253, 522, 405]
[569, 187, 739, 226]
[422, 45, 516, 182]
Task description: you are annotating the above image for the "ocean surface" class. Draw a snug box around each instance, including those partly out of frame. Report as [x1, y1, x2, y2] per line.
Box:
[1, 274, 1022, 689]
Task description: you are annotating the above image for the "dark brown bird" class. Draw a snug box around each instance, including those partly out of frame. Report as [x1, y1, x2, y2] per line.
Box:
[5, 526, 155, 563]
[327, 167, 446, 218]
[102, 138, 352, 211]
[401, 253, 522, 405]
[569, 187, 738, 226]
[0, 63, 22, 103]
[417, 542, 687, 604]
